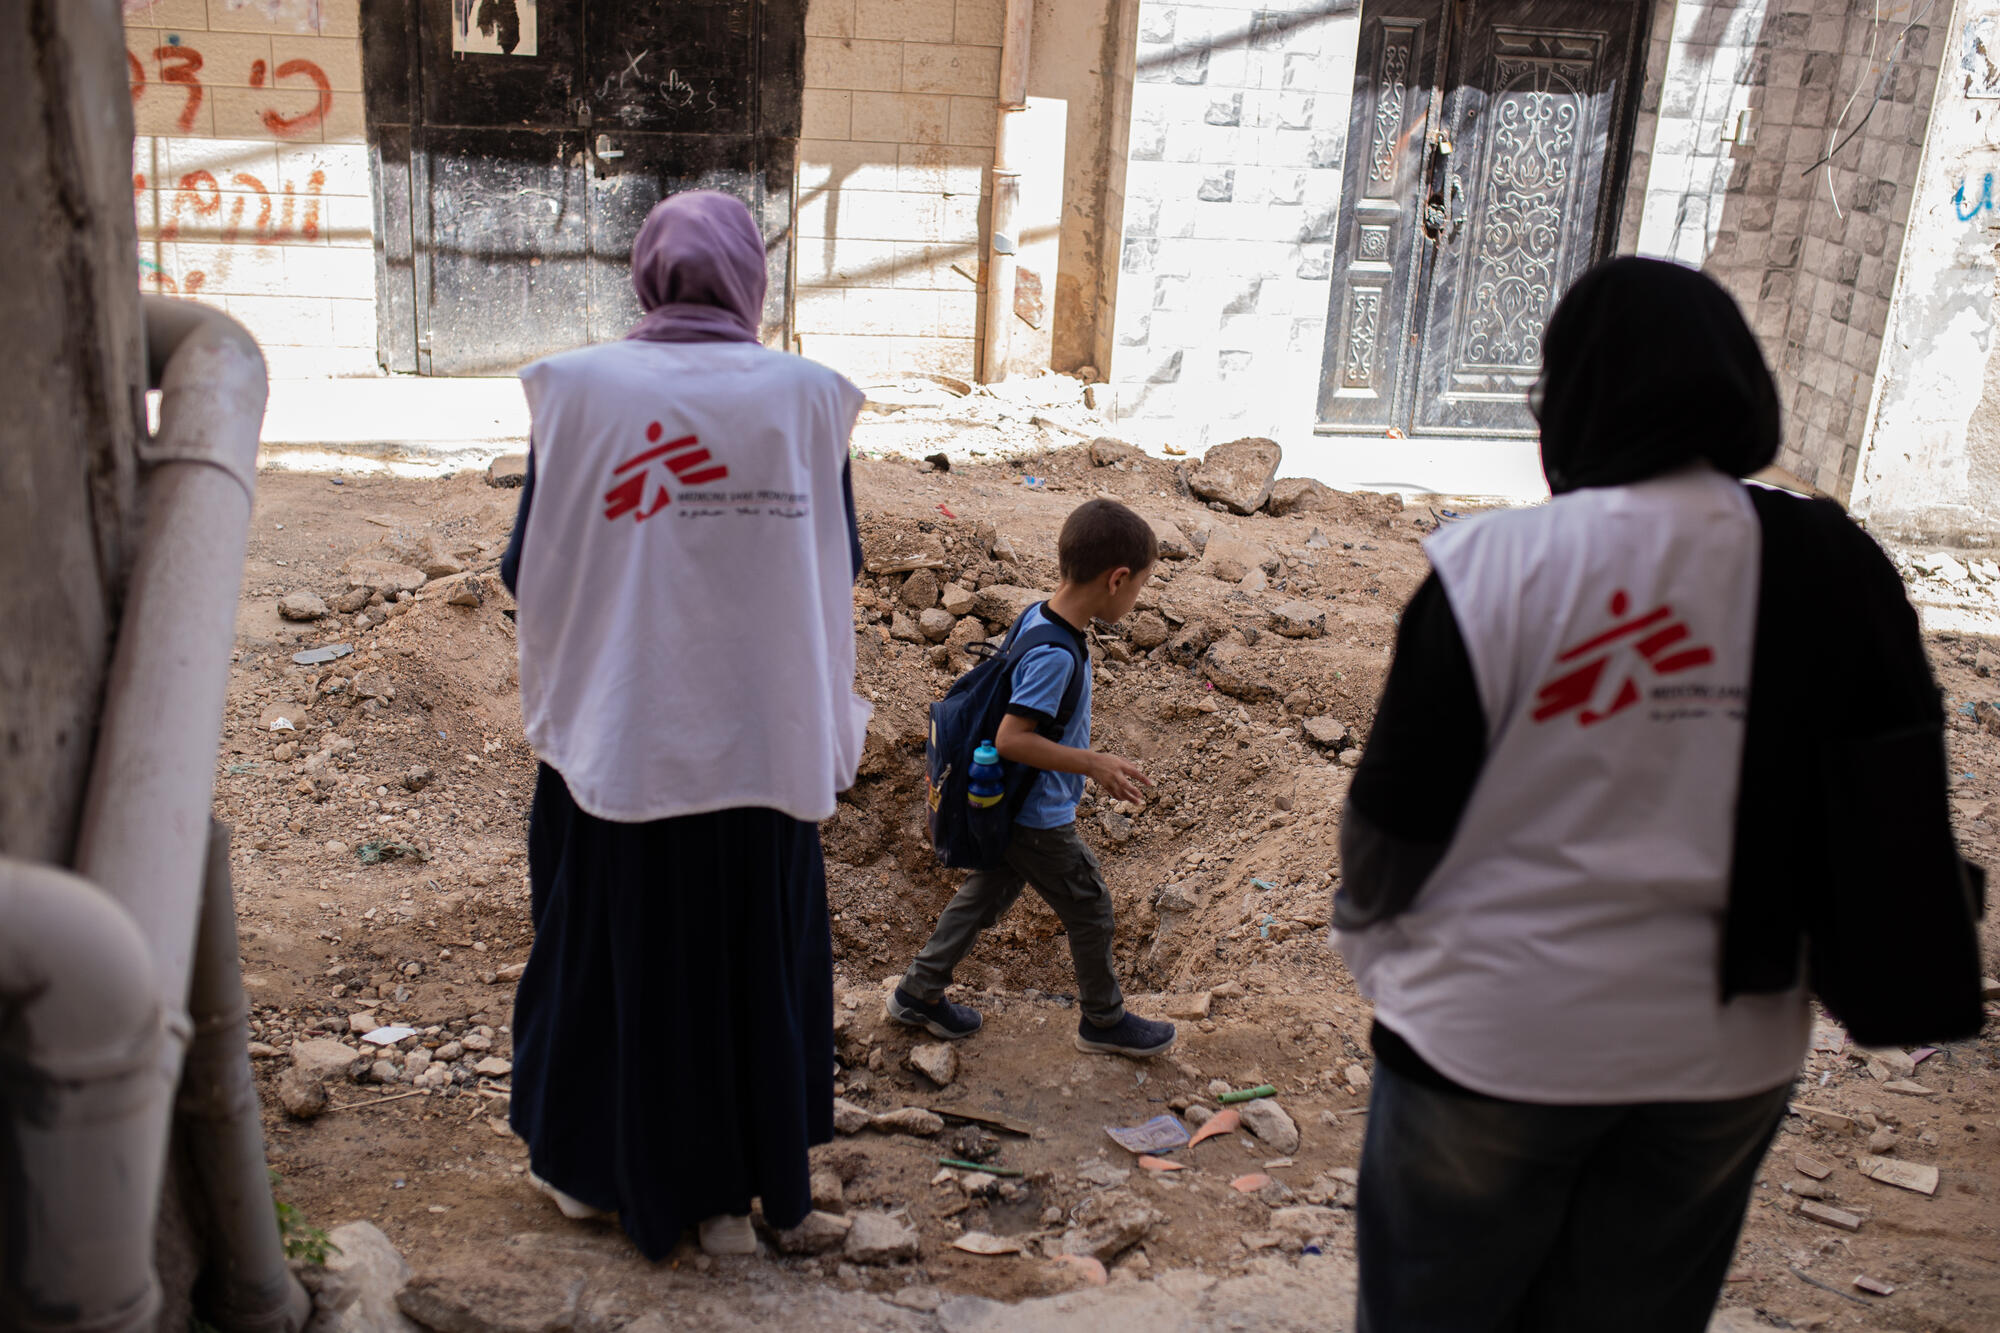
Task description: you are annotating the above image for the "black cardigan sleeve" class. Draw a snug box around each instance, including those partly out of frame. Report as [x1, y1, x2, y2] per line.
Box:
[1335, 571, 1489, 929]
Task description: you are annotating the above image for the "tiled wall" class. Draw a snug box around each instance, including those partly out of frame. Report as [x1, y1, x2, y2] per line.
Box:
[795, 0, 1003, 381]
[125, 0, 376, 380]
[1632, 0, 1944, 498]
[1100, 0, 1361, 448]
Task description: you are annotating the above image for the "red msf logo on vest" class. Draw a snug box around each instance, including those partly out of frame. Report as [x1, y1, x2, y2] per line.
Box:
[603, 421, 730, 522]
[1532, 591, 1716, 727]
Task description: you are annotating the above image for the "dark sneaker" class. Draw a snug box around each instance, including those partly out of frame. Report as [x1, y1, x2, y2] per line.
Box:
[1075, 1012, 1177, 1058]
[886, 987, 983, 1040]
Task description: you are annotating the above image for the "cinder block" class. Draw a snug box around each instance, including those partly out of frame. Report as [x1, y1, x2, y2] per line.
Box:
[206, 0, 321, 33]
[803, 88, 854, 139]
[806, 0, 857, 39]
[857, 0, 955, 44]
[317, 0, 360, 39]
[903, 42, 1001, 96]
[268, 32, 362, 91]
[954, 0, 1005, 47]
[948, 96, 996, 146]
[897, 143, 988, 194]
[329, 296, 376, 347]
[319, 193, 371, 247]
[275, 140, 369, 193]
[804, 37, 905, 92]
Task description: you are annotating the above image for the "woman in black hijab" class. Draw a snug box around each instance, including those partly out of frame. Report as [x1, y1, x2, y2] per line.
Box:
[1333, 258, 1982, 1333]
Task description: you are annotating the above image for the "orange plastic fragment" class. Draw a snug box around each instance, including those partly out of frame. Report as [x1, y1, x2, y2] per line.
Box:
[1137, 1155, 1187, 1172]
[1231, 1173, 1273, 1193]
[1052, 1254, 1108, 1285]
[1187, 1108, 1240, 1147]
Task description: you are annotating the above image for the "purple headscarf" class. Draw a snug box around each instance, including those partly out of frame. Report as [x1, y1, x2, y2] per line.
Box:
[625, 190, 766, 344]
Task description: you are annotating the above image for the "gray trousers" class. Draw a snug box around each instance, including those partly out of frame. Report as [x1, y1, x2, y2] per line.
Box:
[902, 822, 1126, 1026]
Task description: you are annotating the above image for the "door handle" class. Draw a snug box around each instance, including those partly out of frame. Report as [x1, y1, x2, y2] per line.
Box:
[1446, 173, 1466, 234]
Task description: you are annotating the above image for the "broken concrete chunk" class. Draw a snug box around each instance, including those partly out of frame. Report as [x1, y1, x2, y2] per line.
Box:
[486, 454, 528, 488]
[343, 560, 426, 597]
[1269, 601, 1327, 639]
[1793, 1153, 1832, 1180]
[1090, 437, 1144, 467]
[1303, 717, 1348, 749]
[871, 1106, 945, 1137]
[844, 1211, 920, 1265]
[278, 591, 330, 622]
[1188, 437, 1282, 515]
[1160, 991, 1213, 1020]
[1265, 477, 1339, 517]
[1270, 1205, 1342, 1239]
[1798, 1200, 1864, 1231]
[1060, 1191, 1161, 1262]
[1238, 1098, 1300, 1154]
[919, 607, 958, 644]
[972, 584, 1044, 627]
[775, 1210, 852, 1255]
[832, 1097, 873, 1135]
[1857, 1154, 1938, 1195]
[907, 1042, 959, 1088]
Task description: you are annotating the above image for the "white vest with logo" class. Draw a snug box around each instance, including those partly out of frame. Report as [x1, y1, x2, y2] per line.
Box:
[1338, 465, 1809, 1103]
[515, 339, 871, 824]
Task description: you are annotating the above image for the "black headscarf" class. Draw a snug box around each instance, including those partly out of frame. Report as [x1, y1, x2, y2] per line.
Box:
[1534, 257, 1780, 495]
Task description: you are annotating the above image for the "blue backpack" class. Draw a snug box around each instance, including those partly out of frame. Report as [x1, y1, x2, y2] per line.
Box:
[925, 603, 1087, 870]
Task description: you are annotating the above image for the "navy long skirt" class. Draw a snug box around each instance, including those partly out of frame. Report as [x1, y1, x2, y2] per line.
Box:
[509, 763, 834, 1259]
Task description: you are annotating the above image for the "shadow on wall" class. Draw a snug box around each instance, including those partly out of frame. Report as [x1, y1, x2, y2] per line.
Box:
[1655, 0, 1944, 500]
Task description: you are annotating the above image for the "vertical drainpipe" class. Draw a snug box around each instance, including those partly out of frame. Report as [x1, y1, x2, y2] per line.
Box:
[981, 0, 1035, 383]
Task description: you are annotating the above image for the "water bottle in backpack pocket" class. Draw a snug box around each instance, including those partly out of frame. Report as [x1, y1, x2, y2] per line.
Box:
[924, 605, 1087, 870]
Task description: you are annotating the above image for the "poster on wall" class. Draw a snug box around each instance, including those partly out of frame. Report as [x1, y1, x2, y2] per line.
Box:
[453, 0, 538, 57]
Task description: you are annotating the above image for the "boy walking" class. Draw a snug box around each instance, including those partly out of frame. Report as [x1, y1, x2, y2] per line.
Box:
[889, 499, 1177, 1059]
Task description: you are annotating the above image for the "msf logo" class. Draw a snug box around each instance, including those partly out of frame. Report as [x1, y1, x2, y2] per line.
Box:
[603, 421, 729, 522]
[1531, 591, 1715, 727]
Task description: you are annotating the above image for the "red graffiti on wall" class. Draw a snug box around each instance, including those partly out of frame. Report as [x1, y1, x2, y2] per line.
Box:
[154, 45, 205, 133]
[129, 43, 334, 139]
[143, 168, 326, 295]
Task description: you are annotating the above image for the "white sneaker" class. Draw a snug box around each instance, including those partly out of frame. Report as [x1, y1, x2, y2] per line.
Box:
[698, 1213, 757, 1256]
[529, 1172, 609, 1221]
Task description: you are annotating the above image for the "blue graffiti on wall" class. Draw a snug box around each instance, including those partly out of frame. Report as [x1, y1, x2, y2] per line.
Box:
[1955, 172, 1996, 220]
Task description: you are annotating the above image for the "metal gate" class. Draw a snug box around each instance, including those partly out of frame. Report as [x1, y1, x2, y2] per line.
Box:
[362, 0, 803, 375]
[1317, 0, 1645, 437]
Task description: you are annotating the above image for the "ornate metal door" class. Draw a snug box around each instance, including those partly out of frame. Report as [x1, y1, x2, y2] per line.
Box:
[1317, 0, 1643, 438]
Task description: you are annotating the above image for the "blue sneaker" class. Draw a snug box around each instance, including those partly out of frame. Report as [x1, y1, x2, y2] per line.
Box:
[886, 987, 983, 1040]
[1075, 1012, 1177, 1058]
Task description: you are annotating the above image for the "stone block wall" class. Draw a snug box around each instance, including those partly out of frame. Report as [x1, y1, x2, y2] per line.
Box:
[1101, 0, 1361, 448]
[1852, 0, 2000, 542]
[795, 0, 1003, 381]
[1632, 0, 1944, 498]
[125, 0, 376, 380]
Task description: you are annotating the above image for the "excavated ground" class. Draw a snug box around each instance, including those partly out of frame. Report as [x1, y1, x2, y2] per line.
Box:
[217, 443, 2000, 1331]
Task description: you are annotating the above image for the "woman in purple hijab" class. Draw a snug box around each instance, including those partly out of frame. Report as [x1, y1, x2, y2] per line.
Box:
[500, 191, 869, 1260]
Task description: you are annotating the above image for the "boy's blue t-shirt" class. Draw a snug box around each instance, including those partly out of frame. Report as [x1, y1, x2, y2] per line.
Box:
[1004, 604, 1091, 829]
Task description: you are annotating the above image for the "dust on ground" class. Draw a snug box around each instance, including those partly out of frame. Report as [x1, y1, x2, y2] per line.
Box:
[218, 439, 2000, 1330]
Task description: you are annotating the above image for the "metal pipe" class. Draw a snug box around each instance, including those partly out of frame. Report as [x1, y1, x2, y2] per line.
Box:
[980, 0, 1036, 383]
[52, 296, 272, 1330]
[0, 857, 171, 1331]
[177, 822, 311, 1333]
[76, 295, 263, 1023]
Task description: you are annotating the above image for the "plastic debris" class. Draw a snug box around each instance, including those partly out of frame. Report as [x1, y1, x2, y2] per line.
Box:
[1188, 1108, 1240, 1146]
[937, 1157, 1023, 1177]
[1022, 476, 1045, 488]
[357, 840, 428, 865]
[1105, 1114, 1190, 1155]
[1051, 1254, 1106, 1285]
[360, 1025, 417, 1046]
[937, 503, 957, 519]
[1218, 1085, 1277, 1105]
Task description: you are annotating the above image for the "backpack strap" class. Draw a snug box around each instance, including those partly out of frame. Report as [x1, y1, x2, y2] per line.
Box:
[1003, 604, 1089, 738]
